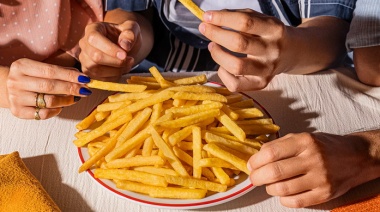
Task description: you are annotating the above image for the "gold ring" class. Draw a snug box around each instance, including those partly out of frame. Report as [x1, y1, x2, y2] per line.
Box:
[34, 107, 41, 120]
[36, 93, 46, 108]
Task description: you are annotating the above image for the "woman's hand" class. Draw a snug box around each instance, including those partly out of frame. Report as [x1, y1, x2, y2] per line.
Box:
[78, 20, 141, 82]
[199, 9, 288, 91]
[7, 58, 92, 120]
[247, 132, 379, 208]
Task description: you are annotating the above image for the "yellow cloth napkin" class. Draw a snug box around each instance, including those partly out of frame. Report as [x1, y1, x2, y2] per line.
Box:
[331, 194, 380, 212]
[0, 152, 60, 211]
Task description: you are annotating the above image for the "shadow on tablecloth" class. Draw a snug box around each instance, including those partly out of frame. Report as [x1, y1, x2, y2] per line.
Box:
[23, 154, 92, 211]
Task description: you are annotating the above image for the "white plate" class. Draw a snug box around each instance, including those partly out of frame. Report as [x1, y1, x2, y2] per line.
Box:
[78, 82, 280, 209]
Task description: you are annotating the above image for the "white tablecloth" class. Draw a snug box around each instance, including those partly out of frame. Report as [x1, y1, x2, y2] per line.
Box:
[1, 67, 379, 212]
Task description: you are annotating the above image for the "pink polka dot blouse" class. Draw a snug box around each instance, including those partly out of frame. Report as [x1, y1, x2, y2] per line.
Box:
[0, 0, 103, 66]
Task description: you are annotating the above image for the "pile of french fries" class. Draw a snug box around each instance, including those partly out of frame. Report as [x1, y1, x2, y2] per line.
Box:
[74, 66, 280, 199]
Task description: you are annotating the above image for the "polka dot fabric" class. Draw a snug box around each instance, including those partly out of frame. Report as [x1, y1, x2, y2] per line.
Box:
[0, 0, 103, 66]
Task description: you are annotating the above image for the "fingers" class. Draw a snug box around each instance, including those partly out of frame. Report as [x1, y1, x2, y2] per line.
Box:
[249, 156, 309, 186]
[79, 39, 131, 67]
[202, 10, 272, 35]
[10, 58, 88, 83]
[266, 174, 316, 197]
[199, 23, 266, 55]
[84, 23, 127, 60]
[218, 67, 267, 91]
[248, 135, 306, 170]
[10, 75, 91, 97]
[11, 106, 62, 120]
[117, 20, 141, 51]
[279, 188, 333, 208]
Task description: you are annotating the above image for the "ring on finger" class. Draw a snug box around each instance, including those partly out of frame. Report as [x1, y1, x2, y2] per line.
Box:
[34, 107, 41, 120]
[36, 93, 46, 108]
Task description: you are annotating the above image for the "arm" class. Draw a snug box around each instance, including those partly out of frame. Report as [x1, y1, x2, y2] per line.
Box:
[283, 16, 349, 74]
[353, 46, 380, 86]
[0, 66, 10, 108]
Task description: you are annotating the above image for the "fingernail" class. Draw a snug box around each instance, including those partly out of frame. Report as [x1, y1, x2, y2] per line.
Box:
[204, 12, 212, 22]
[247, 162, 252, 172]
[78, 75, 91, 83]
[208, 42, 214, 51]
[117, 51, 126, 60]
[121, 40, 131, 51]
[79, 87, 92, 96]
[199, 23, 206, 34]
[74, 96, 81, 102]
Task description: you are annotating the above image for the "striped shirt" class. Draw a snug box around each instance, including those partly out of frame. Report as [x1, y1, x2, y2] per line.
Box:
[346, 0, 380, 50]
[106, 0, 355, 72]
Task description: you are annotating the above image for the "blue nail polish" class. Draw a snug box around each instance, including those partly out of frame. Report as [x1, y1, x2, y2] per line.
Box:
[74, 96, 81, 102]
[78, 75, 91, 83]
[79, 87, 92, 96]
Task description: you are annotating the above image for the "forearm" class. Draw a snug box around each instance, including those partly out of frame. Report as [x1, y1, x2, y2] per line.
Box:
[104, 8, 154, 66]
[282, 16, 349, 74]
[0, 66, 10, 108]
[353, 46, 380, 86]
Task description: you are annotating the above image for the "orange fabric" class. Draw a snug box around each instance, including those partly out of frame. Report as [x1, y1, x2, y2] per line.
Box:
[0, 152, 60, 211]
[331, 194, 380, 212]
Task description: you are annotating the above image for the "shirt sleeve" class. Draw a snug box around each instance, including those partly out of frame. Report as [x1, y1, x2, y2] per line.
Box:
[105, 0, 150, 11]
[346, 0, 380, 50]
[299, 0, 355, 22]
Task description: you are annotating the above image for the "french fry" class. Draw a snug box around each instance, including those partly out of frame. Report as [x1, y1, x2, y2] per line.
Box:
[149, 186, 207, 199]
[192, 126, 202, 179]
[167, 85, 215, 93]
[199, 158, 238, 170]
[173, 91, 227, 102]
[108, 91, 154, 102]
[97, 101, 130, 112]
[216, 111, 246, 141]
[157, 109, 220, 128]
[178, 0, 205, 21]
[205, 132, 258, 155]
[133, 166, 179, 176]
[150, 127, 189, 177]
[173, 74, 207, 85]
[167, 101, 223, 117]
[203, 143, 250, 175]
[87, 79, 147, 92]
[94, 169, 168, 187]
[106, 155, 165, 169]
[164, 174, 227, 192]
[74, 114, 132, 147]
[149, 66, 176, 88]
[168, 125, 194, 146]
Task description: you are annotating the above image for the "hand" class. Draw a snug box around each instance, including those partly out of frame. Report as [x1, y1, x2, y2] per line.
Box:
[247, 132, 377, 208]
[7, 58, 92, 120]
[199, 9, 288, 91]
[78, 20, 141, 81]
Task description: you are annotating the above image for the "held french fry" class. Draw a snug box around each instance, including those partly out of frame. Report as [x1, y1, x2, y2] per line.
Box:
[87, 79, 147, 92]
[178, 0, 205, 21]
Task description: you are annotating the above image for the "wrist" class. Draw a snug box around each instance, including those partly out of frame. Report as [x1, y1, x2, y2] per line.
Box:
[345, 130, 380, 181]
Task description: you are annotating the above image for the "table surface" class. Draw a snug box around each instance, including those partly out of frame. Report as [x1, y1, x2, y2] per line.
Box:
[1, 67, 379, 212]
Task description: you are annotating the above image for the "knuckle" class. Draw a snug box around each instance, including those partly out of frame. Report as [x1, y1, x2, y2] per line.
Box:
[269, 163, 283, 181]
[231, 59, 245, 75]
[41, 64, 57, 79]
[38, 80, 54, 92]
[265, 146, 279, 161]
[286, 197, 306, 208]
[225, 81, 240, 92]
[91, 51, 102, 63]
[273, 183, 290, 196]
[233, 36, 249, 52]
[239, 15, 254, 31]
